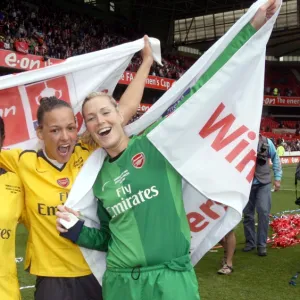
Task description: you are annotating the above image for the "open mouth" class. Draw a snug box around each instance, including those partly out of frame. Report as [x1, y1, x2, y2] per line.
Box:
[57, 145, 70, 156]
[98, 127, 112, 137]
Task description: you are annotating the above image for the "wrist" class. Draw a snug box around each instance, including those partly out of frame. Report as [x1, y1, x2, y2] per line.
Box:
[250, 21, 259, 31]
[142, 56, 154, 67]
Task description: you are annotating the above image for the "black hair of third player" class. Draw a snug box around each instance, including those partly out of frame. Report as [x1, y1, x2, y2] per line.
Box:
[0, 116, 5, 141]
[37, 96, 72, 127]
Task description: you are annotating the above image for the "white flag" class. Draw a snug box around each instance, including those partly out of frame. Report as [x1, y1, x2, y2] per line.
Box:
[0, 38, 162, 149]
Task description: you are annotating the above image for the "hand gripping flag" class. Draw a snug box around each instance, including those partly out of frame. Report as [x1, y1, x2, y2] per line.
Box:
[64, 0, 281, 284]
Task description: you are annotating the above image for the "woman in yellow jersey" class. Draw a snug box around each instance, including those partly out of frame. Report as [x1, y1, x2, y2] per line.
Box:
[0, 36, 153, 300]
[0, 116, 25, 300]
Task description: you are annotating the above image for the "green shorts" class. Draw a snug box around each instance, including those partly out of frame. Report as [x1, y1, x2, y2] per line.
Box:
[102, 255, 200, 300]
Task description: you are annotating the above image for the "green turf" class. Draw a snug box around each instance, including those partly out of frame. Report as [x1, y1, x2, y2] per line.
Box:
[17, 165, 300, 299]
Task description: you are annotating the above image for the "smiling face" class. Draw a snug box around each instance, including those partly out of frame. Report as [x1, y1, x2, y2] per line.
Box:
[36, 106, 77, 163]
[83, 95, 129, 157]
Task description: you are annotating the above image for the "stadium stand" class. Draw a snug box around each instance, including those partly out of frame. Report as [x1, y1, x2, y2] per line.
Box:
[265, 65, 300, 96]
[0, 0, 189, 79]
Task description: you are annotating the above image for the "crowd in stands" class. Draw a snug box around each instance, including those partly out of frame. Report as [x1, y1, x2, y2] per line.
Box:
[260, 117, 300, 149]
[264, 65, 300, 97]
[2, 0, 300, 84]
[0, 0, 187, 79]
[128, 55, 184, 80]
[272, 137, 300, 152]
[261, 117, 300, 131]
[283, 139, 300, 152]
[1, 0, 300, 89]
[0, 0, 130, 58]
[264, 86, 294, 97]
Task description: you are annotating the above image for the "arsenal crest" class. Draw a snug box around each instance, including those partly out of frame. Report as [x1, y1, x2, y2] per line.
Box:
[57, 178, 70, 187]
[132, 153, 145, 169]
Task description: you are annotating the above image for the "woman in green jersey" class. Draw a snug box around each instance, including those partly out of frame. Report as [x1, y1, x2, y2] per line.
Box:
[56, 1, 280, 299]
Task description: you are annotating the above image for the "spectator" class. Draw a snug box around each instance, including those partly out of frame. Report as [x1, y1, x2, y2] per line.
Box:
[218, 231, 235, 275]
[273, 87, 279, 96]
[4, 38, 10, 49]
[265, 86, 271, 95]
[276, 139, 285, 157]
[243, 135, 282, 257]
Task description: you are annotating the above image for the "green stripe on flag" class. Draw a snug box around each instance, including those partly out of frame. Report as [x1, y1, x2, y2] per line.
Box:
[175, 23, 256, 111]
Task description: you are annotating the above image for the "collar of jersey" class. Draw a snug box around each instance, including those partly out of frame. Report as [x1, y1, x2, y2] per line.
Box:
[107, 137, 135, 163]
[37, 150, 67, 172]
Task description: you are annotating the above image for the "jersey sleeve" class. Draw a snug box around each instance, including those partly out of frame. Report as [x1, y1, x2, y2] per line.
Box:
[0, 149, 22, 174]
[142, 22, 256, 137]
[76, 199, 111, 252]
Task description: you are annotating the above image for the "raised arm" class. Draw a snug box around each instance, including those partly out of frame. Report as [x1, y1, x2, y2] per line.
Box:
[118, 35, 154, 125]
[250, 0, 280, 31]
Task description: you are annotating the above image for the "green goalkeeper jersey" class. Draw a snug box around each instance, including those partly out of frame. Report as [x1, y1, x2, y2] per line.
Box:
[93, 130, 191, 268]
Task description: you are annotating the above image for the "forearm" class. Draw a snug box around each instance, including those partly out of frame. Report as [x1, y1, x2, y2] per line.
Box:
[76, 225, 110, 251]
[272, 155, 282, 180]
[268, 139, 282, 180]
[119, 57, 153, 125]
[60, 220, 110, 252]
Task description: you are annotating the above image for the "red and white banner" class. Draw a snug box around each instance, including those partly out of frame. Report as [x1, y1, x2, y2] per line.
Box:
[0, 39, 162, 150]
[0, 49, 62, 70]
[137, 103, 151, 113]
[119, 71, 175, 91]
[0, 50, 174, 91]
[263, 95, 300, 107]
[14, 41, 29, 54]
[280, 156, 300, 165]
[269, 156, 300, 165]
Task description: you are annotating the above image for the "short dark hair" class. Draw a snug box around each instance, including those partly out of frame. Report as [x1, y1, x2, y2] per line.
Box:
[37, 97, 72, 127]
[0, 116, 5, 141]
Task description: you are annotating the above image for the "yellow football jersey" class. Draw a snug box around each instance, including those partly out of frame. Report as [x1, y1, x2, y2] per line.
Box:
[0, 170, 24, 300]
[0, 143, 93, 277]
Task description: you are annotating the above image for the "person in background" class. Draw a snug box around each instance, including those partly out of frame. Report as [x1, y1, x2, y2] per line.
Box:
[295, 124, 300, 136]
[243, 134, 282, 256]
[273, 87, 279, 96]
[0, 116, 25, 300]
[218, 230, 236, 275]
[276, 138, 285, 157]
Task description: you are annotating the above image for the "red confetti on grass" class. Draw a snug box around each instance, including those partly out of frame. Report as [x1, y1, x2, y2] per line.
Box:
[269, 214, 300, 248]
